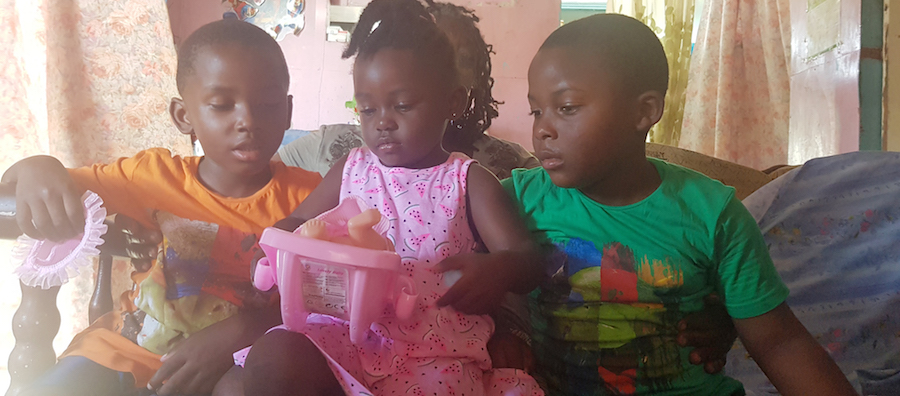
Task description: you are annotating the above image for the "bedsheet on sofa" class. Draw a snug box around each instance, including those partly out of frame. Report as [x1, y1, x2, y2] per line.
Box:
[727, 151, 900, 395]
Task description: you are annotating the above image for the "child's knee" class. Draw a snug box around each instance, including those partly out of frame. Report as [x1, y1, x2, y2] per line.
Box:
[21, 356, 134, 396]
[246, 329, 319, 362]
[243, 330, 341, 396]
[212, 366, 245, 396]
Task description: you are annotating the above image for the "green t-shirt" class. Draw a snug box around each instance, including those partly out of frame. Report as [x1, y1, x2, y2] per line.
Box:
[502, 158, 789, 396]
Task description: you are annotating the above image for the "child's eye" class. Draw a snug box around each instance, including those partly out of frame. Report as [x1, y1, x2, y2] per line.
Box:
[395, 104, 412, 112]
[528, 109, 541, 118]
[559, 105, 578, 115]
[359, 108, 376, 116]
[210, 102, 234, 111]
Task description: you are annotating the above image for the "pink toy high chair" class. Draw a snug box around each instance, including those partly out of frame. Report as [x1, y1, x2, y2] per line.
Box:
[253, 197, 418, 344]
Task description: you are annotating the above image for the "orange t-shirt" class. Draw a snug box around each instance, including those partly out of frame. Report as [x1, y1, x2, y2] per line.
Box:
[62, 148, 320, 386]
[69, 148, 318, 235]
[69, 148, 320, 305]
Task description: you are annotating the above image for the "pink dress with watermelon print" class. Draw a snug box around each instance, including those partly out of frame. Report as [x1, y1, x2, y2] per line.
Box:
[248, 147, 542, 396]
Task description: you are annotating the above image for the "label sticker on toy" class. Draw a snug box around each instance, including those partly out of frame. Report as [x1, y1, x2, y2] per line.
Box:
[300, 260, 349, 319]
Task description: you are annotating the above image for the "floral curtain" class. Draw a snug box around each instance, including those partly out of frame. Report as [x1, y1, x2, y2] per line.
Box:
[0, 1, 189, 388]
[0, 0, 190, 173]
[679, 0, 791, 170]
[607, 0, 696, 146]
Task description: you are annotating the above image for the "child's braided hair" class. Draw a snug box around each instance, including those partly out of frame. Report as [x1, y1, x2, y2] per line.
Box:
[344, 0, 501, 148]
[424, 0, 501, 146]
[343, 0, 459, 90]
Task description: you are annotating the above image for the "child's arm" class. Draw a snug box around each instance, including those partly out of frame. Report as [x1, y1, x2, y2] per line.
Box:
[1, 155, 85, 241]
[735, 303, 857, 396]
[714, 196, 856, 395]
[436, 164, 544, 314]
[271, 156, 346, 232]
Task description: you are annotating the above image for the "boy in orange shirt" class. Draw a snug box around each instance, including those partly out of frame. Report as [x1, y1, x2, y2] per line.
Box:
[3, 20, 320, 396]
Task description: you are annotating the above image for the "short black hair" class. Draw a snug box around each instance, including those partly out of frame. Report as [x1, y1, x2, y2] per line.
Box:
[176, 19, 290, 94]
[541, 14, 668, 97]
[342, 0, 459, 90]
[424, 0, 500, 145]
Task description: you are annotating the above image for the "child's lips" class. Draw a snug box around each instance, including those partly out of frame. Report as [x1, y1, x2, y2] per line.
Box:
[233, 147, 261, 162]
[377, 141, 399, 152]
[541, 157, 563, 170]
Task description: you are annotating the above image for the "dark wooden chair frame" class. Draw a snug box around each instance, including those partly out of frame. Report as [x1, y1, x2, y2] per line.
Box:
[1, 183, 120, 396]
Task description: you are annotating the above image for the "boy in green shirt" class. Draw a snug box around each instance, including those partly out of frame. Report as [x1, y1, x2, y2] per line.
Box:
[503, 14, 856, 396]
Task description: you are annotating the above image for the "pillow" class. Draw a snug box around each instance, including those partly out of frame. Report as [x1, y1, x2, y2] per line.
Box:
[727, 151, 900, 395]
[281, 129, 311, 147]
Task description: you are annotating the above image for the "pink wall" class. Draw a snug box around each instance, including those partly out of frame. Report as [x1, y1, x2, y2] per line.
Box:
[167, 0, 559, 150]
[167, 0, 358, 129]
[788, 0, 861, 163]
[455, 0, 561, 149]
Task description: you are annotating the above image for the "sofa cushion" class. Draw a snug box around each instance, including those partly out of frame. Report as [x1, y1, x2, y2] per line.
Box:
[645, 143, 771, 200]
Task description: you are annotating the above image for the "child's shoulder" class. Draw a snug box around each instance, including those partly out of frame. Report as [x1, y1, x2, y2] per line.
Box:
[83, 148, 198, 178]
[502, 167, 554, 196]
[128, 148, 188, 159]
[507, 166, 551, 184]
[272, 161, 324, 190]
[651, 157, 737, 209]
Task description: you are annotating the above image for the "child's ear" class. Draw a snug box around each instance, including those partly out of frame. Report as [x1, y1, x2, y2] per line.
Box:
[635, 91, 665, 132]
[448, 85, 468, 121]
[169, 97, 193, 135]
[284, 95, 294, 130]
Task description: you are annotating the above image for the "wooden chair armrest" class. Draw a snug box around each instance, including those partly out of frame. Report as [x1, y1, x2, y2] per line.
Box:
[1, 183, 119, 395]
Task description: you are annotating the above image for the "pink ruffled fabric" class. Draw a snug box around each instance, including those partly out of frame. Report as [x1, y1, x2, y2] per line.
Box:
[13, 191, 107, 289]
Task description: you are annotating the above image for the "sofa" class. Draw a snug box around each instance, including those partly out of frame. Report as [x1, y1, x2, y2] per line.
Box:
[2, 145, 898, 395]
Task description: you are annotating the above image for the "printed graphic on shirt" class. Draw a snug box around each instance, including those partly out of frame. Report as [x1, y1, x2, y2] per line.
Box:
[534, 237, 686, 395]
[328, 131, 364, 167]
[156, 211, 261, 305]
[123, 212, 264, 353]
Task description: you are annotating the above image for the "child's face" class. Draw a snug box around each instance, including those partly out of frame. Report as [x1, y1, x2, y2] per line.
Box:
[527, 48, 639, 191]
[353, 48, 463, 168]
[174, 44, 291, 180]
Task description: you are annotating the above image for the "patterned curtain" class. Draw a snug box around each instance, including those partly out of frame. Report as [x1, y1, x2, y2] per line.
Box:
[0, 0, 190, 172]
[679, 0, 791, 170]
[607, 0, 696, 146]
[0, 1, 189, 389]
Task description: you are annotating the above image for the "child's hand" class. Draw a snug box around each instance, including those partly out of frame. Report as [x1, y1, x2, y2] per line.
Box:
[5, 156, 84, 241]
[109, 214, 162, 272]
[147, 321, 240, 395]
[435, 251, 520, 315]
[273, 216, 304, 232]
[487, 331, 534, 372]
[676, 293, 736, 374]
[146, 303, 279, 396]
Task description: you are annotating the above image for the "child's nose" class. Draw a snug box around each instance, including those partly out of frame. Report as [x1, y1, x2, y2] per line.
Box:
[236, 105, 259, 132]
[376, 113, 398, 132]
[534, 121, 557, 140]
